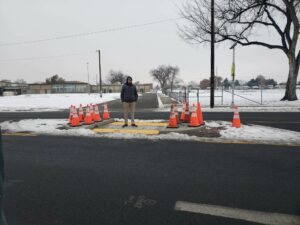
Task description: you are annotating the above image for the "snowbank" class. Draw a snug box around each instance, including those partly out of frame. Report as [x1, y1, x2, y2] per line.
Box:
[0, 93, 120, 112]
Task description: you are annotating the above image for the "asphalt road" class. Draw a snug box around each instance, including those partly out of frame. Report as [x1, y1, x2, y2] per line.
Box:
[3, 135, 300, 225]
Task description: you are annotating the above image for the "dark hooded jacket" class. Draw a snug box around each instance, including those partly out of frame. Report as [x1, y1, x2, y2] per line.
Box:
[121, 76, 138, 102]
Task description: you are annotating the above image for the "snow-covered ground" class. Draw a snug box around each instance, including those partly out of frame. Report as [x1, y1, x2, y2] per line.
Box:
[1, 119, 299, 146]
[158, 89, 300, 112]
[0, 93, 120, 112]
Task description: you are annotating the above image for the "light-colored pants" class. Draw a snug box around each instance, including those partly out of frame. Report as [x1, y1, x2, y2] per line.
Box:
[123, 102, 136, 124]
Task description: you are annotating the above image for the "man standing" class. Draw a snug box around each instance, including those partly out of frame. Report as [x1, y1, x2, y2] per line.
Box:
[121, 76, 138, 127]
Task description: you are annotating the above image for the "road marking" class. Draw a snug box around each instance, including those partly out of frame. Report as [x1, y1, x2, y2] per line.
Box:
[174, 201, 300, 225]
[111, 122, 168, 127]
[93, 128, 160, 135]
[2, 132, 37, 137]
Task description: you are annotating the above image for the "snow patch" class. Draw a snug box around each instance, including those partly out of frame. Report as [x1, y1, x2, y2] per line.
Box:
[0, 93, 120, 112]
[157, 93, 164, 108]
[1, 119, 299, 145]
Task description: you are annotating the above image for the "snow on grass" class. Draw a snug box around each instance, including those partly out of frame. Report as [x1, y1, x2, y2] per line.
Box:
[1, 119, 299, 145]
[205, 121, 300, 145]
[0, 93, 120, 112]
[0, 119, 97, 137]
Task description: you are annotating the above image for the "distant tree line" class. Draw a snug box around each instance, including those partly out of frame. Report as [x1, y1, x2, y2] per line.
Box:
[197, 75, 279, 90]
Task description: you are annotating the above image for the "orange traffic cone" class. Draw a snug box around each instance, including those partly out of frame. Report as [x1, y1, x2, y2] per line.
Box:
[103, 103, 110, 120]
[78, 104, 84, 122]
[84, 106, 93, 125]
[167, 107, 179, 128]
[70, 106, 80, 127]
[89, 103, 94, 119]
[173, 103, 179, 123]
[189, 104, 200, 127]
[182, 102, 190, 123]
[68, 105, 74, 124]
[197, 101, 205, 125]
[93, 104, 102, 122]
[180, 102, 186, 122]
[232, 105, 241, 128]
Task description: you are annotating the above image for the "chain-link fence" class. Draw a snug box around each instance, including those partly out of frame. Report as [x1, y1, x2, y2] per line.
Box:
[166, 85, 268, 107]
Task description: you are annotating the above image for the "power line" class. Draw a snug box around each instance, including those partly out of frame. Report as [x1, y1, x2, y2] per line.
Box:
[0, 17, 182, 47]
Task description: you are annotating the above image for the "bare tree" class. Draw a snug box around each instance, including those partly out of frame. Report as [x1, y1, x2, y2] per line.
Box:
[256, 75, 266, 86]
[107, 70, 127, 84]
[46, 75, 65, 84]
[14, 79, 27, 84]
[168, 66, 180, 91]
[215, 76, 223, 88]
[150, 65, 180, 93]
[179, 0, 300, 100]
[200, 79, 210, 89]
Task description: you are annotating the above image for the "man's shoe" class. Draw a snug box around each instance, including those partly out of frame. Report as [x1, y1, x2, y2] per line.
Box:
[131, 123, 138, 127]
[122, 124, 128, 128]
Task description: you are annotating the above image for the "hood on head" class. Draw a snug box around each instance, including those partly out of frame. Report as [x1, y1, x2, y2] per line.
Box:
[126, 76, 133, 84]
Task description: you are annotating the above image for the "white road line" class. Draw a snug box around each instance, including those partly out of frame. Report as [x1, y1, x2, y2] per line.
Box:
[174, 201, 300, 225]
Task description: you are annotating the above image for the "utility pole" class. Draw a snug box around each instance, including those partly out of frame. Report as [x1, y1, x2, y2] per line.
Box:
[96, 50, 102, 98]
[86, 62, 90, 95]
[230, 42, 237, 107]
[210, 0, 215, 108]
[95, 74, 99, 93]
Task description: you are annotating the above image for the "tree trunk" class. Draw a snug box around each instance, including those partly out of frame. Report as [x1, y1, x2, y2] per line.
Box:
[281, 56, 299, 101]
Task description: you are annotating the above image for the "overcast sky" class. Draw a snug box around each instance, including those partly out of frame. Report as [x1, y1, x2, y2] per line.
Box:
[0, 0, 291, 84]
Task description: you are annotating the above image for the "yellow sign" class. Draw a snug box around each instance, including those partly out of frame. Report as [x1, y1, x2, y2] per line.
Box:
[231, 63, 235, 77]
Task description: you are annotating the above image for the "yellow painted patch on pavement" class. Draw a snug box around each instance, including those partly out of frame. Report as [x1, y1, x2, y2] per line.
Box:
[93, 128, 160, 135]
[112, 122, 168, 127]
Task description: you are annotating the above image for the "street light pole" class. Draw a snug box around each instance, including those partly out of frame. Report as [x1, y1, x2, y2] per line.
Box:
[210, 0, 215, 108]
[96, 50, 102, 98]
[86, 62, 90, 95]
[230, 42, 237, 107]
